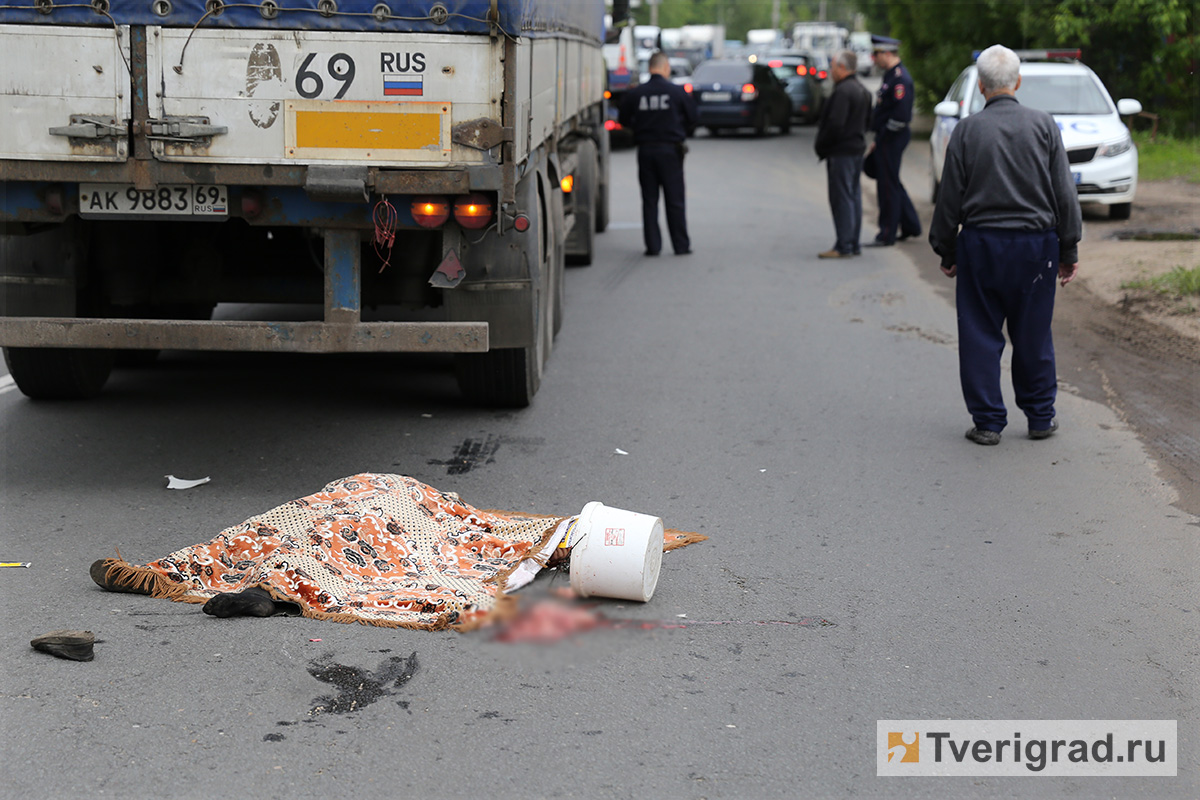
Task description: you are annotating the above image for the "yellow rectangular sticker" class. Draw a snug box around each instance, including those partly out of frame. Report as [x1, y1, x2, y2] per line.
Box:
[285, 101, 451, 162]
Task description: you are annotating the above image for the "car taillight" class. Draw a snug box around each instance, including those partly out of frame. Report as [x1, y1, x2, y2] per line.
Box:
[684, 83, 693, 93]
[411, 196, 450, 228]
[453, 193, 494, 230]
[604, 119, 620, 131]
[740, 83, 757, 101]
[797, 65, 808, 76]
[817, 70, 828, 80]
[768, 59, 782, 68]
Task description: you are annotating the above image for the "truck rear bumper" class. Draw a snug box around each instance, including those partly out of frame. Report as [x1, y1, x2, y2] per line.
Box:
[0, 317, 487, 353]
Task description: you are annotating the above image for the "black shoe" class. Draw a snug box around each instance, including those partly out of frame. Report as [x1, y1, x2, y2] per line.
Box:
[202, 587, 301, 618]
[675, 249, 692, 256]
[897, 231, 921, 242]
[1029, 419, 1059, 440]
[865, 239, 894, 247]
[965, 427, 1001, 446]
[644, 250, 660, 257]
[90, 558, 151, 594]
[31, 630, 95, 662]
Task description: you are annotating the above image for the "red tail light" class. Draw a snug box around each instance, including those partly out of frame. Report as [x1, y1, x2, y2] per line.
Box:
[684, 83, 693, 93]
[797, 65, 808, 76]
[453, 193, 494, 230]
[604, 119, 620, 131]
[740, 83, 758, 101]
[817, 70, 828, 80]
[411, 196, 450, 228]
[768, 59, 782, 68]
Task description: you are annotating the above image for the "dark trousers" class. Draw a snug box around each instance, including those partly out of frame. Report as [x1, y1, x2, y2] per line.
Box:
[637, 142, 689, 254]
[956, 227, 1060, 432]
[826, 154, 863, 254]
[874, 130, 920, 244]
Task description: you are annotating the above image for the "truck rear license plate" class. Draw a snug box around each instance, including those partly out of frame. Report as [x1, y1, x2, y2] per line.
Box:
[79, 184, 228, 217]
[701, 91, 732, 102]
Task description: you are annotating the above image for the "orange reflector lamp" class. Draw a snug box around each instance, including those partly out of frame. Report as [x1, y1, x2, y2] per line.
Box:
[411, 196, 450, 228]
[604, 90, 612, 99]
[453, 193, 494, 230]
[797, 65, 808, 76]
[560, 174, 574, 193]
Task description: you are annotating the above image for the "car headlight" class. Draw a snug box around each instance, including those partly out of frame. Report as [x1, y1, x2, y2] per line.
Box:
[1100, 134, 1132, 157]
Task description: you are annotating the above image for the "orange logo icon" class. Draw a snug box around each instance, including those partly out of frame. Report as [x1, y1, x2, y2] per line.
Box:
[887, 732, 919, 763]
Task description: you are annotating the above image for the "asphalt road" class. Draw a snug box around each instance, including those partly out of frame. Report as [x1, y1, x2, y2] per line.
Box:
[1, 126, 1196, 799]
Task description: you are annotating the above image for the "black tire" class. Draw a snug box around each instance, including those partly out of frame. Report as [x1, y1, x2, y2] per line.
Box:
[1110, 202, 1132, 220]
[454, 172, 554, 407]
[753, 109, 768, 137]
[3, 347, 114, 400]
[595, 126, 610, 233]
[930, 146, 941, 203]
[566, 138, 597, 267]
[454, 347, 539, 408]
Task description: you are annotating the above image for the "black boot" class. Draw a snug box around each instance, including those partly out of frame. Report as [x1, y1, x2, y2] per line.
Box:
[203, 587, 300, 618]
[31, 630, 95, 662]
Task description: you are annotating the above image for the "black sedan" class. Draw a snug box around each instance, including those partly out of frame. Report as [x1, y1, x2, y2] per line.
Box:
[765, 52, 826, 124]
[688, 60, 792, 136]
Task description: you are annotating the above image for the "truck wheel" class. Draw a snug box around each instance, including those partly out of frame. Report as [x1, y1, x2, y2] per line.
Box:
[566, 138, 598, 267]
[454, 174, 553, 407]
[3, 347, 114, 400]
[1109, 203, 1132, 220]
[595, 126, 610, 233]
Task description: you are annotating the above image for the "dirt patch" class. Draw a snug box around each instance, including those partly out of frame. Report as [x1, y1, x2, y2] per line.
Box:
[1075, 179, 1200, 343]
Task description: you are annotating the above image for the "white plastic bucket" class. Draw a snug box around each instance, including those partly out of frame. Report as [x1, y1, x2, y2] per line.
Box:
[569, 501, 664, 602]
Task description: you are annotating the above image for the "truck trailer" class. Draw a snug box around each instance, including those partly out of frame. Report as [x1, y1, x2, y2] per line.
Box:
[0, 0, 614, 406]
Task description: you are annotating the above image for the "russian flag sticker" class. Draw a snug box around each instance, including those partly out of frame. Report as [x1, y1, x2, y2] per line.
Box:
[383, 74, 423, 96]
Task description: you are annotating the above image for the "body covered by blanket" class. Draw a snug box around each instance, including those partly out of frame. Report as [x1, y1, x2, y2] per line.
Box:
[97, 473, 703, 631]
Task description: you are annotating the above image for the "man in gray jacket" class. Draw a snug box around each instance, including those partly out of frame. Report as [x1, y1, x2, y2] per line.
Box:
[928, 44, 1082, 446]
[815, 50, 872, 258]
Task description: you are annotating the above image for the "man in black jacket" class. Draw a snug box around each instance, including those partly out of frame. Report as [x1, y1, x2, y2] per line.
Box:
[619, 51, 697, 256]
[928, 44, 1082, 445]
[814, 50, 872, 258]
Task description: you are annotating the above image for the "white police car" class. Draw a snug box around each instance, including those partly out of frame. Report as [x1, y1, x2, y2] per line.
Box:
[930, 50, 1141, 219]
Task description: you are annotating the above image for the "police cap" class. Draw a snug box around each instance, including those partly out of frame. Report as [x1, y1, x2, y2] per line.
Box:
[871, 35, 900, 53]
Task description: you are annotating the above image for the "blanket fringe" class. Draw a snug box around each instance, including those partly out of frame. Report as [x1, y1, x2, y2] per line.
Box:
[483, 510, 706, 554]
[101, 559, 189, 600]
[664, 528, 708, 551]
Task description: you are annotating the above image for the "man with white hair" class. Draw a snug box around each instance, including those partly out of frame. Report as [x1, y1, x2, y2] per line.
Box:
[928, 44, 1082, 446]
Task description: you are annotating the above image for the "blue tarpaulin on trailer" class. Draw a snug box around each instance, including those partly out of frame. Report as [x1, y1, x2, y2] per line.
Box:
[0, 0, 603, 41]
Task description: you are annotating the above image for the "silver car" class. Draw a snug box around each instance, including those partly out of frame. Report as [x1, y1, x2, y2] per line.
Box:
[930, 52, 1141, 219]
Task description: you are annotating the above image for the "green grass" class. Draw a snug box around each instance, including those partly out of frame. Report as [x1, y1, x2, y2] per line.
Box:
[1122, 265, 1200, 297]
[1133, 132, 1200, 183]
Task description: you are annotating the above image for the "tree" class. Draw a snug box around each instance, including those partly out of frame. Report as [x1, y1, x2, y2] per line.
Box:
[885, 0, 1196, 135]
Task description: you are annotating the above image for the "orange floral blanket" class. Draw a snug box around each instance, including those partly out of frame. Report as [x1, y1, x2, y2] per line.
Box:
[102, 473, 703, 631]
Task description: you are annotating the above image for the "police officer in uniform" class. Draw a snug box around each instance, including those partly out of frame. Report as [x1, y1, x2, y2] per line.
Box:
[618, 51, 697, 256]
[867, 35, 921, 246]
